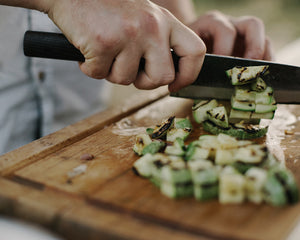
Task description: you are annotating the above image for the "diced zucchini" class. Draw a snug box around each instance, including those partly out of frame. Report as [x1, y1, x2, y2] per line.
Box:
[231, 65, 269, 85]
[263, 170, 287, 206]
[166, 118, 192, 142]
[215, 149, 236, 165]
[192, 99, 218, 123]
[231, 96, 255, 112]
[160, 181, 194, 198]
[255, 103, 277, 113]
[219, 167, 246, 204]
[234, 87, 256, 102]
[161, 160, 191, 183]
[207, 106, 229, 128]
[255, 87, 274, 104]
[133, 133, 153, 156]
[251, 111, 275, 120]
[234, 144, 267, 164]
[229, 109, 260, 124]
[167, 128, 192, 142]
[188, 160, 218, 184]
[174, 118, 193, 129]
[185, 142, 210, 161]
[151, 116, 175, 139]
[141, 140, 165, 155]
[273, 168, 299, 204]
[164, 138, 186, 156]
[245, 167, 267, 204]
[251, 77, 267, 92]
[217, 133, 239, 149]
[194, 184, 219, 201]
[132, 153, 169, 178]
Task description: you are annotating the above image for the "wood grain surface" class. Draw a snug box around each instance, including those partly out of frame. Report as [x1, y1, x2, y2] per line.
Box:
[0, 87, 299, 240]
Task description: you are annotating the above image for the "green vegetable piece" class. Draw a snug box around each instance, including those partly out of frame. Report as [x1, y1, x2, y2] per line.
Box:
[251, 77, 267, 92]
[207, 106, 229, 128]
[141, 140, 165, 155]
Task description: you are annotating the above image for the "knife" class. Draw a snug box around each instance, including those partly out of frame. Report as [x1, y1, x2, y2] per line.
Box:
[23, 31, 300, 103]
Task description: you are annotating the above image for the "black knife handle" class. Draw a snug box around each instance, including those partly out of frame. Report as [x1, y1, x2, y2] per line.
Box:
[23, 31, 179, 71]
[23, 31, 85, 62]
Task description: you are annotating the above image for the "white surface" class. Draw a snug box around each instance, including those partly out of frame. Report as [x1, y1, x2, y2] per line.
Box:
[0, 217, 63, 240]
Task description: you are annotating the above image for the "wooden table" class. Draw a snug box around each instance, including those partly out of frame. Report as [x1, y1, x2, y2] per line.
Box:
[0, 85, 300, 240]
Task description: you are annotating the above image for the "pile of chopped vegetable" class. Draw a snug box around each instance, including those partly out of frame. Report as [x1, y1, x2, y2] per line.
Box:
[132, 116, 299, 206]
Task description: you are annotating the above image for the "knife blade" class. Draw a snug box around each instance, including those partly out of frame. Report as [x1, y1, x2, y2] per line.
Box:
[171, 54, 300, 104]
[23, 31, 300, 103]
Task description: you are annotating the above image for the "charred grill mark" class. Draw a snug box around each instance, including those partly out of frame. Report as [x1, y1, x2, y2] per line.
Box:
[151, 116, 175, 139]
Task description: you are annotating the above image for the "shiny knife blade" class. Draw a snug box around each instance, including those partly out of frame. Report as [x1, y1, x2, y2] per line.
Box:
[171, 54, 300, 104]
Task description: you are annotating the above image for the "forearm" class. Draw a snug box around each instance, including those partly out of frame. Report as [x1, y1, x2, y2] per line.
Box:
[151, 0, 197, 25]
[0, 0, 49, 12]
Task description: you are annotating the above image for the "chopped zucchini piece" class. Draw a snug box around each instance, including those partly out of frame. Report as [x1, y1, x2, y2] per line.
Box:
[234, 87, 256, 102]
[263, 170, 287, 206]
[255, 87, 274, 104]
[251, 111, 275, 120]
[231, 96, 255, 112]
[151, 116, 175, 139]
[217, 133, 239, 149]
[234, 144, 267, 164]
[245, 167, 267, 204]
[142, 140, 165, 155]
[215, 149, 236, 165]
[161, 160, 191, 184]
[192, 99, 218, 123]
[166, 118, 192, 142]
[185, 142, 210, 161]
[273, 168, 299, 204]
[132, 153, 167, 178]
[160, 181, 194, 198]
[133, 133, 153, 156]
[194, 184, 219, 201]
[164, 138, 186, 156]
[174, 118, 193, 129]
[167, 128, 192, 142]
[255, 103, 277, 113]
[219, 167, 246, 204]
[231, 65, 269, 85]
[251, 77, 267, 92]
[207, 106, 229, 128]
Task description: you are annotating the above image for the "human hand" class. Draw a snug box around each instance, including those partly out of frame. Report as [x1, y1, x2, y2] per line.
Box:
[188, 11, 274, 60]
[42, 0, 205, 92]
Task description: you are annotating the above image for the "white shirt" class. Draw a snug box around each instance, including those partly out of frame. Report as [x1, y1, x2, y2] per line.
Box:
[0, 6, 110, 154]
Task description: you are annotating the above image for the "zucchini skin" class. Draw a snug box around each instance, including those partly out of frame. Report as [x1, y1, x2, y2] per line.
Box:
[202, 120, 268, 140]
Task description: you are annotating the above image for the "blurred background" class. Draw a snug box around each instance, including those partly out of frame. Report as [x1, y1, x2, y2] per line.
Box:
[109, 0, 300, 106]
[193, 0, 300, 51]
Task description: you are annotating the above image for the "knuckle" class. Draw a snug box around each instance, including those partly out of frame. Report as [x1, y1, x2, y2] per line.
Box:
[244, 16, 264, 29]
[205, 10, 222, 19]
[140, 10, 160, 35]
[94, 32, 120, 50]
[122, 20, 139, 40]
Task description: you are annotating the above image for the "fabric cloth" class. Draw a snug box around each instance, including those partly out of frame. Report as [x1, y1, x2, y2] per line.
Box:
[0, 6, 110, 154]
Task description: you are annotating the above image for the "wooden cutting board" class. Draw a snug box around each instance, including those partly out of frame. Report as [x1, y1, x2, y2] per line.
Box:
[0, 86, 300, 240]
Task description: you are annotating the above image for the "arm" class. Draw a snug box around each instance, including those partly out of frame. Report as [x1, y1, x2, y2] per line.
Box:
[0, 0, 206, 92]
[0, 0, 48, 11]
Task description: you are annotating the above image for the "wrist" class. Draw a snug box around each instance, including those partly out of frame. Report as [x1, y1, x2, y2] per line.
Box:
[0, 0, 52, 12]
